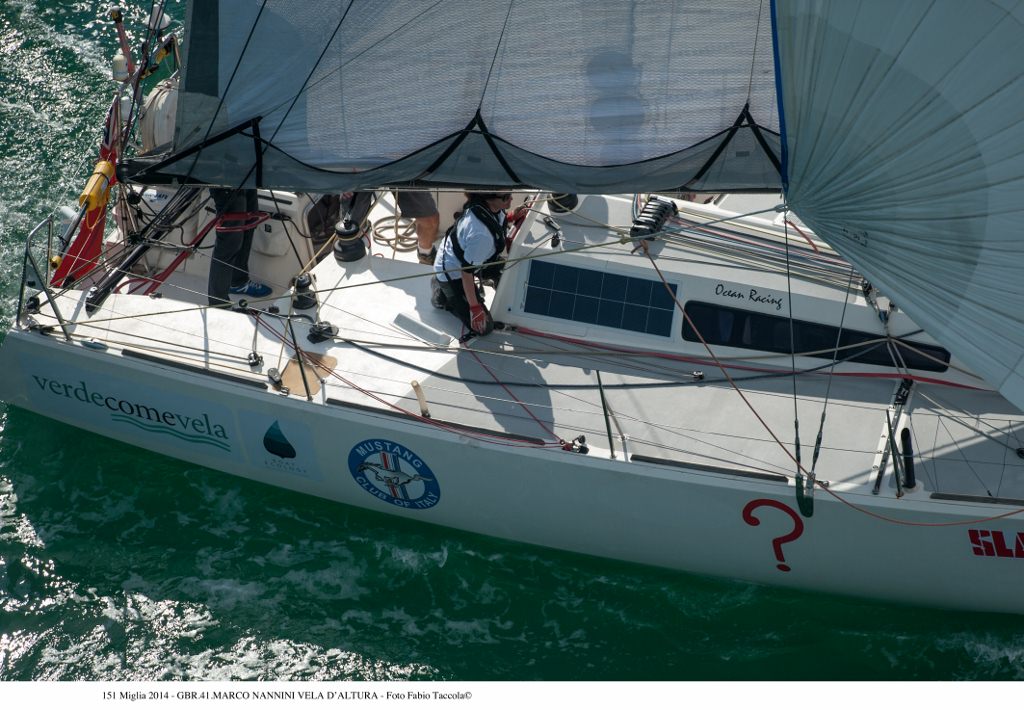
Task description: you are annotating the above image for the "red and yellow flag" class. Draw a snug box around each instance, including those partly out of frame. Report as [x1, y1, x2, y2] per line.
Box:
[51, 97, 120, 287]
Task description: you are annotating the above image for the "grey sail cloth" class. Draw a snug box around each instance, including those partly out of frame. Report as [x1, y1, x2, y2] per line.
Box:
[130, 0, 781, 193]
[128, 0, 1024, 411]
[775, 1, 1024, 411]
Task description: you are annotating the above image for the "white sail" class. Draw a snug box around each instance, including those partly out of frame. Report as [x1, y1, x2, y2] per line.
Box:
[136, 0, 780, 192]
[777, 0, 1024, 410]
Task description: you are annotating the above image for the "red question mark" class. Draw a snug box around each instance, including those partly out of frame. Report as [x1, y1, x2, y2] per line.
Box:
[742, 498, 805, 572]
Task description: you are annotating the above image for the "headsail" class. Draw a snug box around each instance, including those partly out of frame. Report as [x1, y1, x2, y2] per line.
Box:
[125, 0, 781, 192]
[776, 1, 1024, 411]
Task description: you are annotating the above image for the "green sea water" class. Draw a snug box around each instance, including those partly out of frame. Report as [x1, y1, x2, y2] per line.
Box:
[1, 0, 1023, 682]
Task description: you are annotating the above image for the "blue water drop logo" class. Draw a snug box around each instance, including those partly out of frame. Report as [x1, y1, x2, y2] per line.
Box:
[263, 420, 297, 459]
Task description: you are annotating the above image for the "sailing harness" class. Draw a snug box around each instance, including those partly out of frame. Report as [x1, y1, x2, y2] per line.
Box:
[439, 204, 507, 281]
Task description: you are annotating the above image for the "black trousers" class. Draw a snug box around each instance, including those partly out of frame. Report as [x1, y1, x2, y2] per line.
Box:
[208, 188, 258, 306]
[437, 277, 475, 332]
[435, 264, 501, 334]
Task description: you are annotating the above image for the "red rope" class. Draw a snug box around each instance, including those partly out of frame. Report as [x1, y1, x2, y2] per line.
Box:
[785, 219, 819, 254]
[462, 331, 565, 446]
[514, 326, 980, 390]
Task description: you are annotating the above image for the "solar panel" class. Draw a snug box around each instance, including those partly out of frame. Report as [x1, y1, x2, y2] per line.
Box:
[524, 261, 678, 336]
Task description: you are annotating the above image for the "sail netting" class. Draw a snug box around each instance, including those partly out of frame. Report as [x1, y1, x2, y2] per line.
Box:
[129, 0, 781, 192]
[776, 1, 1024, 411]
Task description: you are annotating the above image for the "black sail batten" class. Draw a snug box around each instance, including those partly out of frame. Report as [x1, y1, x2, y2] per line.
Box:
[124, 123, 783, 193]
[475, 112, 522, 184]
[121, 118, 265, 186]
[423, 111, 523, 185]
[687, 104, 781, 188]
[249, 119, 264, 188]
[743, 105, 782, 175]
[422, 116, 478, 176]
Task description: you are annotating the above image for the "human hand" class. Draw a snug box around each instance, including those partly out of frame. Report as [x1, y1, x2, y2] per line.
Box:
[469, 304, 492, 334]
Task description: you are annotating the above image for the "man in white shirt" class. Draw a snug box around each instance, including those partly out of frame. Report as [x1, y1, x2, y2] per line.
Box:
[432, 192, 512, 335]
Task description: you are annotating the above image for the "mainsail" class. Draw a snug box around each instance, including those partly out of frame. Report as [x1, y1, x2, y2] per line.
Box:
[125, 0, 1024, 412]
[127, 0, 781, 192]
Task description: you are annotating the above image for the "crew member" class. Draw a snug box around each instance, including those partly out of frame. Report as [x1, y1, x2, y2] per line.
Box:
[432, 192, 512, 335]
[345, 190, 441, 264]
[207, 188, 271, 306]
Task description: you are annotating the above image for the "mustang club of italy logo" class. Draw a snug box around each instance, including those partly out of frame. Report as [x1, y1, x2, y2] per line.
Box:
[347, 439, 440, 509]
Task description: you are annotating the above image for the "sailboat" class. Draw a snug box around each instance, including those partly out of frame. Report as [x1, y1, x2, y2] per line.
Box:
[2, 0, 1023, 614]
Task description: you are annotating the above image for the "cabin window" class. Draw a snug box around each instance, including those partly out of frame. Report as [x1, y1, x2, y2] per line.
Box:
[681, 301, 950, 372]
[524, 261, 677, 336]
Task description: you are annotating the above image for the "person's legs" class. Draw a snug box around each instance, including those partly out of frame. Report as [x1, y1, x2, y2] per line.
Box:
[395, 191, 439, 262]
[228, 189, 259, 289]
[437, 278, 472, 332]
[208, 189, 247, 306]
[208, 230, 243, 306]
[414, 213, 440, 257]
[208, 189, 267, 305]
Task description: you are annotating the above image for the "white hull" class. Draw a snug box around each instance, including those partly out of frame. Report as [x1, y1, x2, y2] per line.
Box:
[3, 318, 1022, 615]
[8, 2, 1024, 624]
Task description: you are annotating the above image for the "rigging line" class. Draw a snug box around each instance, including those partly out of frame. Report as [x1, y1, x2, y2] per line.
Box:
[746, 0, 767, 103]
[644, 250, 851, 290]
[895, 339, 978, 380]
[231, 0, 449, 130]
[935, 414, 994, 498]
[906, 420, 936, 492]
[477, 0, 517, 111]
[180, 0, 268, 183]
[259, 1, 355, 148]
[595, 201, 787, 235]
[513, 325, 959, 384]
[997, 421, 1012, 500]
[74, 329, 256, 366]
[914, 389, 1024, 456]
[671, 244, 845, 280]
[782, 206, 802, 474]
[463, 342, 564, 445]
[253, 289, 322, 375]
[641, 244, 1024, 526]
[511, 327, 912, 363]
[340, 333, 939, 393]
[34, 290, 967, 392]
[665, 217, 846, 268]
[310, 289, 449, 351]
[659, 228, 827, 262]
[257, 316, 558, 449]
[359, 319, 815, 366]
[811, 265, 857, 476]
[59, 305, 271, 366]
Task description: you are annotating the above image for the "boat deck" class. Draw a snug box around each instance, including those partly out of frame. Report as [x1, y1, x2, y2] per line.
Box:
[28, 192, 1024, 506]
